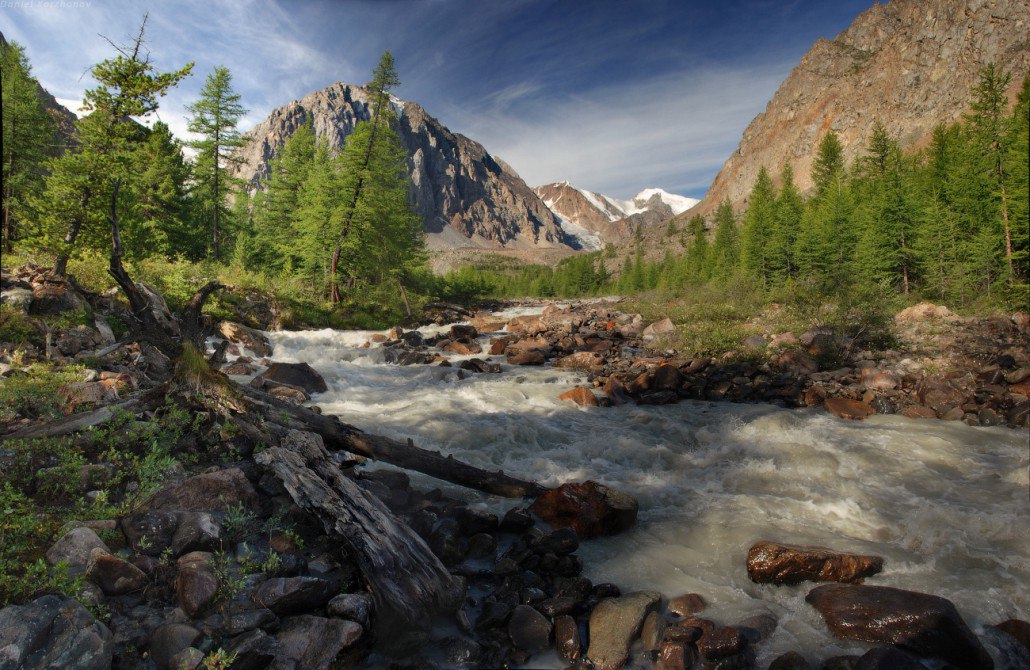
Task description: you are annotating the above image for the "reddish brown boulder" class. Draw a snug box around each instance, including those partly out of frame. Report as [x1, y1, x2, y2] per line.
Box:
[86, 548, 147, 595]
[507, 349, 546, 365]
[444, 340, 482, 355]
[554, 614, 581, 662]
[901, 405, 938, 419]
[916, 377, 966, 414]
[996, 619, 1030, 652]
[860, 368, 898, 390]
[218, 321, 273, 357]
[488, 337, 511, 355]
[668, 593, 706, 616]
[554, 351, 605, 372]
[530, 481, 638, 539]
[747, 541, 883, 585]
[824, 398, 876, 420]
[146, 467, 259, 513]
[697, 626, 746, 661]
[558, 387, 599, 407]
[628, 365, 683, 395]
[805, 584, 993, 670]
[603, 376, 633, 405]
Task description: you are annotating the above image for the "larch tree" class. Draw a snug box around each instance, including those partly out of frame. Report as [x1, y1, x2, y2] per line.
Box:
[740, 166, 777, 286]
[187, 66, 247, 261]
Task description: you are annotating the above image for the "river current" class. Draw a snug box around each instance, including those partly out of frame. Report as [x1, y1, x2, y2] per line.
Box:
[251, 305, 1027, 666]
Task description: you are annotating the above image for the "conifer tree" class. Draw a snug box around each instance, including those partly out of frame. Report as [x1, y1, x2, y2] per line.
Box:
[2, 40, 56, 251]
[129, 121, 190, 258]
[708, 199, 738, 281]
[770, 163, 803, 283]
[740, 166, 776, 286]
[686, 214, 709, 281]
[187, 66, 247, 260]
[812, 131, 844, 197]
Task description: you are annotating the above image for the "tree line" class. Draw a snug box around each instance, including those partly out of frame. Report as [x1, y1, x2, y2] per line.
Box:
[1, 20, 425, 313]
[447, 64, 1028, 312]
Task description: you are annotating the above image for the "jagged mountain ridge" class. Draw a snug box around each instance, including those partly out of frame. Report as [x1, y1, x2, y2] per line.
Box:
[232, 82, 575, 255]
[533, 180, 699, 249]
[688, 0, 1030, 218]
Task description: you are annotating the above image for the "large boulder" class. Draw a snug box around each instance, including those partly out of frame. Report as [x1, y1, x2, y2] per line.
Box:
[508, 604, 552, 655]
[218, 321, 273, 357]
[530, 481, 638, 539]
[806, 584, 993, 669]
[86, 547, 148, 595]
[0, 595, 113, 669]
[586, 591, 661, 670]
[149, 623, 202, 670]
[251, 362, 328, 394]
[251, 576, 335, 615]
[748, 541, 883, 585]
[274, 615, 363, 670]
[558, 387, 599, 407]
[824, 398, 876, 420]
[145, 467, 259, 514]
[46, 527, 110, 575]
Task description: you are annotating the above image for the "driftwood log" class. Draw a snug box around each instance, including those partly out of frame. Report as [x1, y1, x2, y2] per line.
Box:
[256, 430, 464, 651]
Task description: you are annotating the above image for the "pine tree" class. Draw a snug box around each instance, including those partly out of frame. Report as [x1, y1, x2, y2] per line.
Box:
[42, 16, 193, 274]
[128, 121, 191, 258]
[740, 166, 776, 286]
[812, 131, 844, 197]
[770, 163, 803, 284]
[686, 214, 709, 281]
[1002, 73, 1029, 297]
[2, 40, 57, 251]
[187, 66, 247, 261]
[709, 199, 739, 281]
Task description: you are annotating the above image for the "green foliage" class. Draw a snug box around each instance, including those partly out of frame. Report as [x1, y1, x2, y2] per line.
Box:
[0, 362, 89, 420]
[222, 500, 257, 543]
[202, 648, 238, 670]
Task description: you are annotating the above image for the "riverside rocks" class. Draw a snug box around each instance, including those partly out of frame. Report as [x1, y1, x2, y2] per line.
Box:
[251, 361, 328, 394]
[530, 480, 639, 538]
[806, 584, 994, 670]
[747, 541, 884, 585]
[0, 595, 114, 670]
[586, 591, 661, 670]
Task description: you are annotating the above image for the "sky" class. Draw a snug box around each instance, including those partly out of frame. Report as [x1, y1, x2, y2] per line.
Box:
[0, 0, 876, 200]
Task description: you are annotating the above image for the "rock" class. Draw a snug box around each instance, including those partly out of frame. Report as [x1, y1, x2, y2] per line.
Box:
[136, 282, 180, 336]
[326, 592, 372, 627]
[530, 480, 638, 539]
[146, 467, 259, 513]
[697, 625, 746, 660]
[901, 404, 938, 419]
[223, 360, 259, 376]
[824, 397, 876, 420]
[0, 595, 113, 669]
[176, 563, 218, 618]
[274, 615, 363, 670]
[916, 377, 967, 415]
[822, 656, 861, 670]
[509, 604, 552, 654]
[895, 302, 955, 322]
[860, 368, 898, 390]
[218, 321, 273, 357]
[805, 584, 993, 670]
[30, 282, 89, 316]
[853, 647, 924, 670]
[169, 647, 205, 670]
[507, 349, 546, 365]
[555, 614, 581, 662]
[657, 639, 698, 670]
[747, 541, 884, 585]
[149, 623, 202, 670]
[58, 381, 121, 412]
[668, 593, 706, 616]
[225, 608, 278, 636]
[444, 340, 482, 355]
[775, 350, 819, 374]
[559, 387, 599, 406]
[500, 505, 535, 533]
[640, 611, 666, 651]
[267, 384, 310, 405]
[586, 590, 661, 670]
[770, 651, 813, 670]
[46, 527, 110, 575]
[171, 512, 222, 556]
[121, 510, 181, 555]
[86, 547, 148, 595]
[742, 334, 769, 351]
[1, 286, 34, 312]
[643, 318, 676, 339]
[251, 577, 334, 615]
[252, 362, 327, 394]
[449, 324, 478, 341]
[225, 629, 278, 670]
[980, 624, 1030, 668]
[995, 619, 1030, 652]
[555, 351, 606, 372]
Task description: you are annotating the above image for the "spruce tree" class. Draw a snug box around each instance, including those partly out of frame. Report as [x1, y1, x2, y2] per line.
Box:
[740, 166, 776, 286]
[709, 199, 739, 281]
[187, 66, 247, 261]
[2, 40, 56, 251]
[770, 163, 803, 284]
[130, 121, 190, 258]
[812, 131, 844, 197]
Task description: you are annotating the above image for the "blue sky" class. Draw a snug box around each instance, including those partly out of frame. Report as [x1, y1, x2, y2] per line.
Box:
[0, 0, 875, 199]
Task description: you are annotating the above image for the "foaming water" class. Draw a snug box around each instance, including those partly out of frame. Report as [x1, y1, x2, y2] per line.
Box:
[265, 309, 1029, 666]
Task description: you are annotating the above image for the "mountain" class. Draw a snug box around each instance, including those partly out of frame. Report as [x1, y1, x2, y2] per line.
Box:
[533, 180, 699, 249]
[0, 32, 77, 145]
[232, 82, 576, 259]
[690, 0, 1030, 217]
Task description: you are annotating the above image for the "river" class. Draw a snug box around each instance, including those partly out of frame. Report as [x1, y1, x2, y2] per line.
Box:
[258, 305, 1028, 667]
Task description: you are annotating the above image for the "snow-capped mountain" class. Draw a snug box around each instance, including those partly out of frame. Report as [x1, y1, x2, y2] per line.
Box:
[533, 181, 699, 248]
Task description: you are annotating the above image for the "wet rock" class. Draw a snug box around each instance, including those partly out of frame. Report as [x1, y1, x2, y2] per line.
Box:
[445, 340, 482, 355]
[327, 592, 372, 627]
[736, 613, 778, 643]
[747, 541, 884, 585]
[555, 351, 606, 372]
[274, 615, 363, 669]
[146, 467, 259, 513]
[442, 636, 482, 666]
[169, 647, 204, 670]
[555, 614, 581, 662]
[535, 596, 577, 617]
[853, 647, 924, 670]
[251, 577, 335, 615]
[225, 608, 277, 636]
[668, 593, 706, 616]
[995, 619, 1030, 652]
[176, 562, 218, 618]
[251, 361, 327, 394]
[507, 349, 546, 365]
[640, 611, 667, 651]
[86, 547, 148, 595]
[501, 506, 535, 533]
[475, 600, 512, 633]
[805, 584, 993, 670]
[218, 321, 273, 357]
[916, 377, 967, 415]
[980, 624, 1030, 668]
[509, 604, 552, 654]
[121, 510, 181, 555]
[171, 512, 221, 556]
[637, 390, 680, 405]
[530, 480, 638, 539]
[822, 656, 860, 670]
[697, 625, 746, 660]
[901, 404, 938, 419]
[586, 590, 661, 670]
[0, 595, 113, 670]
[46, 526, 110, 575]
[559, 387, 600, 406]
[770, 651, 813, 670]
[824, 397, 876, 420]
[455, 507, 499, 535]
[149, 623, 202, 670]
[657, 639, 698, 670]
[225, 629, 278, 670]
[459, 358, 501, 373]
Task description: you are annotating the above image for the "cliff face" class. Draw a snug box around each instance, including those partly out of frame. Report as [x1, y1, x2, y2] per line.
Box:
[232, 82, 574, 253]
[694, 0, 1030, 216]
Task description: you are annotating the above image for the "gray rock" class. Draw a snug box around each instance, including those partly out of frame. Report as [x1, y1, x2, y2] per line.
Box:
[251, 577, 335, 615]
[326, 593, 373, 627]
[508, 604, 552, 654]
[149, 623, 201, 670]
[1, 287, 34, 312]
[273, 615, 363, 670]
[0, 595, 113, 669]
[45, 527, 110, 575]
[168, 647, 204, 670]
[226, 629, 278, 670]
[171, 512, 222, 556]
[586, 590, 662, 670]
[225, 608, 278, 636]
[86, 547, 148, 595]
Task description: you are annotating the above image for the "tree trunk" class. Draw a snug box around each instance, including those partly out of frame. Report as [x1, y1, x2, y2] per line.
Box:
[256, 430, 464, 652]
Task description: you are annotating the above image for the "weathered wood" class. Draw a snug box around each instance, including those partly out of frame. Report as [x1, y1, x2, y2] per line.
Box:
[181, 280, 224, 349]
[237, 384, 547, 498]
[256, 430, 464, 651]
[3, 397, 140, 439]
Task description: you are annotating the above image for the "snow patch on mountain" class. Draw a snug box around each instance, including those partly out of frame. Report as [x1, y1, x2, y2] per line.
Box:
[553, 211, 603, 251]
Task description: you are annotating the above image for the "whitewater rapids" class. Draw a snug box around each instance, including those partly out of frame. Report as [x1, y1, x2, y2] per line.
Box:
[260, 306, 1029, 666]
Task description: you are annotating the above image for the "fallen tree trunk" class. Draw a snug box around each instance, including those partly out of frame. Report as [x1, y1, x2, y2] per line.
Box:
[236, 384, 547, 498]
[3, 397, 140, 440]
[256, 430, 464, 652]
